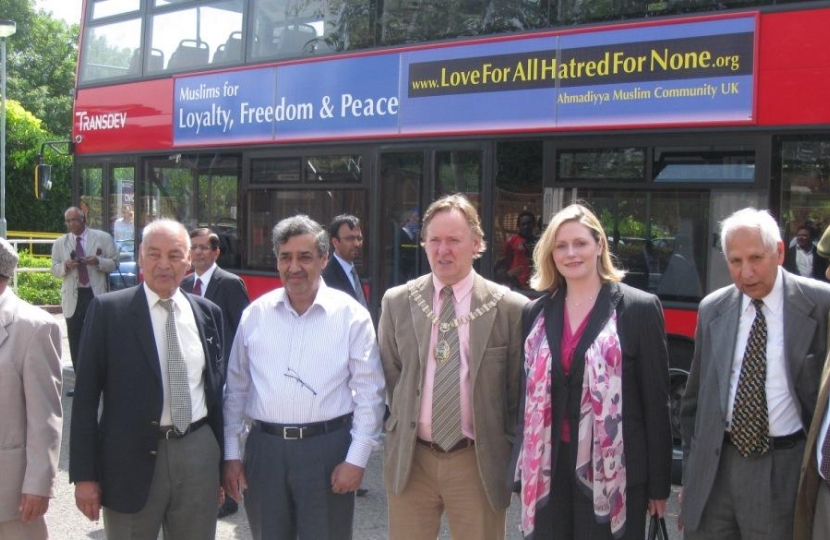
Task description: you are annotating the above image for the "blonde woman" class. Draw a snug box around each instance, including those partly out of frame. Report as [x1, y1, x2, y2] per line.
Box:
[510, 203, 672, 539]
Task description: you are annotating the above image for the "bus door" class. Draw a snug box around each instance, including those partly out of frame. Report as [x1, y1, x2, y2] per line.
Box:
[377, 146, 487, 300]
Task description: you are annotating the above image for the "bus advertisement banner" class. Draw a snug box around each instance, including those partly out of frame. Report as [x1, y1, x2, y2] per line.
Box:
[74, 14, 757, 152]
[172, 14, 755, 146]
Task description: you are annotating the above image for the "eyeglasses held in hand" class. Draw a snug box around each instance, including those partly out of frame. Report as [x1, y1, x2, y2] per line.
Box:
[284, 368, 317, 395]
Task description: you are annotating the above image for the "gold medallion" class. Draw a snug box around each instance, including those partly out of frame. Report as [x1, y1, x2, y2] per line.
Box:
[439, 322, 450, 333]
[435, 340, 451, 363]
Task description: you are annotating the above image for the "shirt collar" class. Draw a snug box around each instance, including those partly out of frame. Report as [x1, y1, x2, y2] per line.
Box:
[195, 263, 217, 282]
[275, 278, 334, 316]
[741, 265, 784, 316]
[332, 252, 354, 276]
[143, 283, 190, 313]
[432, 269, 475, 302]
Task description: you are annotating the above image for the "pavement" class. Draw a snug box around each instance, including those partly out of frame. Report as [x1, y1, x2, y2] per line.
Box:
[46, 311, 683, 539]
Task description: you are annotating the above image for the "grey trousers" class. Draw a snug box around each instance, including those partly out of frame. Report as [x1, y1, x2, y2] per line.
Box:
[244, 421, 354, 540]
[102, 424, 221, 540]
[685, 438, 804, 540]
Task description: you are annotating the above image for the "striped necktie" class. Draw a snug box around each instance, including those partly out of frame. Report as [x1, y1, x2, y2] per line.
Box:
[431, 286, 463, 451]
[351, 266, 367, 308]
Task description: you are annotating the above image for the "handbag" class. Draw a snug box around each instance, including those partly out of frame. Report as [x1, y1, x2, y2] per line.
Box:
[647, 514, 669, 540]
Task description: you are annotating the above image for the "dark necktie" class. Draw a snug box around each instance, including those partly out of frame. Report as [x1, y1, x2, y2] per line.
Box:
[731, 298, 770, 457]
[820, 408, 830, 485]
[75, 236, 90, 286]
[159, 299, 192, 434]
[192, 277, 202, 296]
[350, 266, 367, 308]
[432, 286, 463, 451]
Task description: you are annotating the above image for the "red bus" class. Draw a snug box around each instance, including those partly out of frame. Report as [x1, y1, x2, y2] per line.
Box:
[70, 0, 830, 446]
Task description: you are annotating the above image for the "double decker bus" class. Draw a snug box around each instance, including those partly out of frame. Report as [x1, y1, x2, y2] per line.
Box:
[71, 0, 830, 445]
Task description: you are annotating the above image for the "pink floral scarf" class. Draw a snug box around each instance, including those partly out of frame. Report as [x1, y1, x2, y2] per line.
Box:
[516, 308, 626, 539]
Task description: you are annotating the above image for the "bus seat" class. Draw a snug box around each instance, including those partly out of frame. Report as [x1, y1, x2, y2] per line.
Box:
[212, 44, 226, 64]
[223, 31, 243, 62]
[279, 23, 316, 55]
[127, 49, 142, 75]
[167, 39, 209, 71]
[148, 48, 164, 72]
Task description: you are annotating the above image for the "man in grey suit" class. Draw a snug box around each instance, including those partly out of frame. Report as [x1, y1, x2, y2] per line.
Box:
[681, 207, 830, 540]
[51, 205, 118, 371]
[378, 194, 527, 540]
[0, 237, 62, 540]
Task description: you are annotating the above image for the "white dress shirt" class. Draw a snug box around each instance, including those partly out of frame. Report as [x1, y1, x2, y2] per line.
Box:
[191, 263, 217, 296]
[143, 283, 208, 426]
[223, 280, 385, 467]
[726, 267, 803, 436]
[796, 248, 814, 277]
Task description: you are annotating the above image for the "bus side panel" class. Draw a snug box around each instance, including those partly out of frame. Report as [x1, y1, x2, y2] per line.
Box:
[757, 8, 830, 126]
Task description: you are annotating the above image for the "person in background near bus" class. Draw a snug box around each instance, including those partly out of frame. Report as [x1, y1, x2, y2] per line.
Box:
[510, 203, 672, 539]
[222, 215, 385, 540]
[379, 194, 527, 540]
[495, 211, 539, 289]
[181, 227, 250, 519]
[680, 208, 830, 540]
[69, 219, 226, 540]
[794, 229, 830, 540]
[398, 208, 420, 282]
[113, 203, 134, 243]
[51, 206, 118, 374]
[323, 215, 368, 310]
[784, 224, 828, 282]
[0, 237, 62, 540]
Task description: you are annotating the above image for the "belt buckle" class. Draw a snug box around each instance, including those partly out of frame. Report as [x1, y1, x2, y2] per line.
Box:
[164, 428, 177, 440]
[283, 426, 303, 440]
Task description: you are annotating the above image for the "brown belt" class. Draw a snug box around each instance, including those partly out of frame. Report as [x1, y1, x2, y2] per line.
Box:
[416, 437, 474, 453]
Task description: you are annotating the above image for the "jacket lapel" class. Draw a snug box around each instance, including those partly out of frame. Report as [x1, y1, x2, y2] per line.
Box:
[0, 291, 14, 348]
[544, 289, 566, 382]
[781, 272, 818, 389]
[569, 283, 622, 386]
[408, 275, 435, 377]
[709, 287, 741, 416]
[186, 294, 223, 375]
[468, 275, 500, 385]
[131, 286, 162, 382]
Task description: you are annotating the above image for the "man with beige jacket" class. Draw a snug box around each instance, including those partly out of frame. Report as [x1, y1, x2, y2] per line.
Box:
[0, 237, 63, 539]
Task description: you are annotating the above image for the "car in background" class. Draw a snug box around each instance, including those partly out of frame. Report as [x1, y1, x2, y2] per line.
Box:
[109, 239, 138, 290]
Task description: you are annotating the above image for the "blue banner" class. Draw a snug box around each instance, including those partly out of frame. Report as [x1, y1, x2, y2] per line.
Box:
[173, 15, 755, 146]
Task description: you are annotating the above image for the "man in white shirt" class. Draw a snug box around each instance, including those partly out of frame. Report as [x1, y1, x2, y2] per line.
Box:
[681, 208, 830, 540]
[222, 215, 385, 540]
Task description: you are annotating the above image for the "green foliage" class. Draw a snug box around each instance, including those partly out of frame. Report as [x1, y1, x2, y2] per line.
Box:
[15, 250, 60, 305]
[5, 98, 72, 233]
[0, 0, 78, 136]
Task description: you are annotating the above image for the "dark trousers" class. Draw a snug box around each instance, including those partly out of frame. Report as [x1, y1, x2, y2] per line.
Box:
[244, 421, 354, 540]
[534, 442, 647, 540]
[66, 288, 94, 371]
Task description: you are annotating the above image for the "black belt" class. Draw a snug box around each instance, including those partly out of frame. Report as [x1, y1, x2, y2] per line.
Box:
[416, 437, 475, 453]
[255, 413, 352, 440]
[724, 430, 805, 451]
[159, 417, 209, 440]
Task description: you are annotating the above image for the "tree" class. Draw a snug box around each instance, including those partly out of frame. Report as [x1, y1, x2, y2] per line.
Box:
[5, 98, 72, 233]
[0, 0, 78, 137]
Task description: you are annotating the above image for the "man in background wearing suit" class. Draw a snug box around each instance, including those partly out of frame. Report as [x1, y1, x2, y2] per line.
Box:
[70, 219, 226, 540]
[51, 205, 118, 371]
[784, 224, 828, 282]
[181, 227, 250, 519]
[681, 207, 830, 540]
[322, 214, 368, 309]
[378, 194, 527, 540]
[0, 238, 62, 540]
